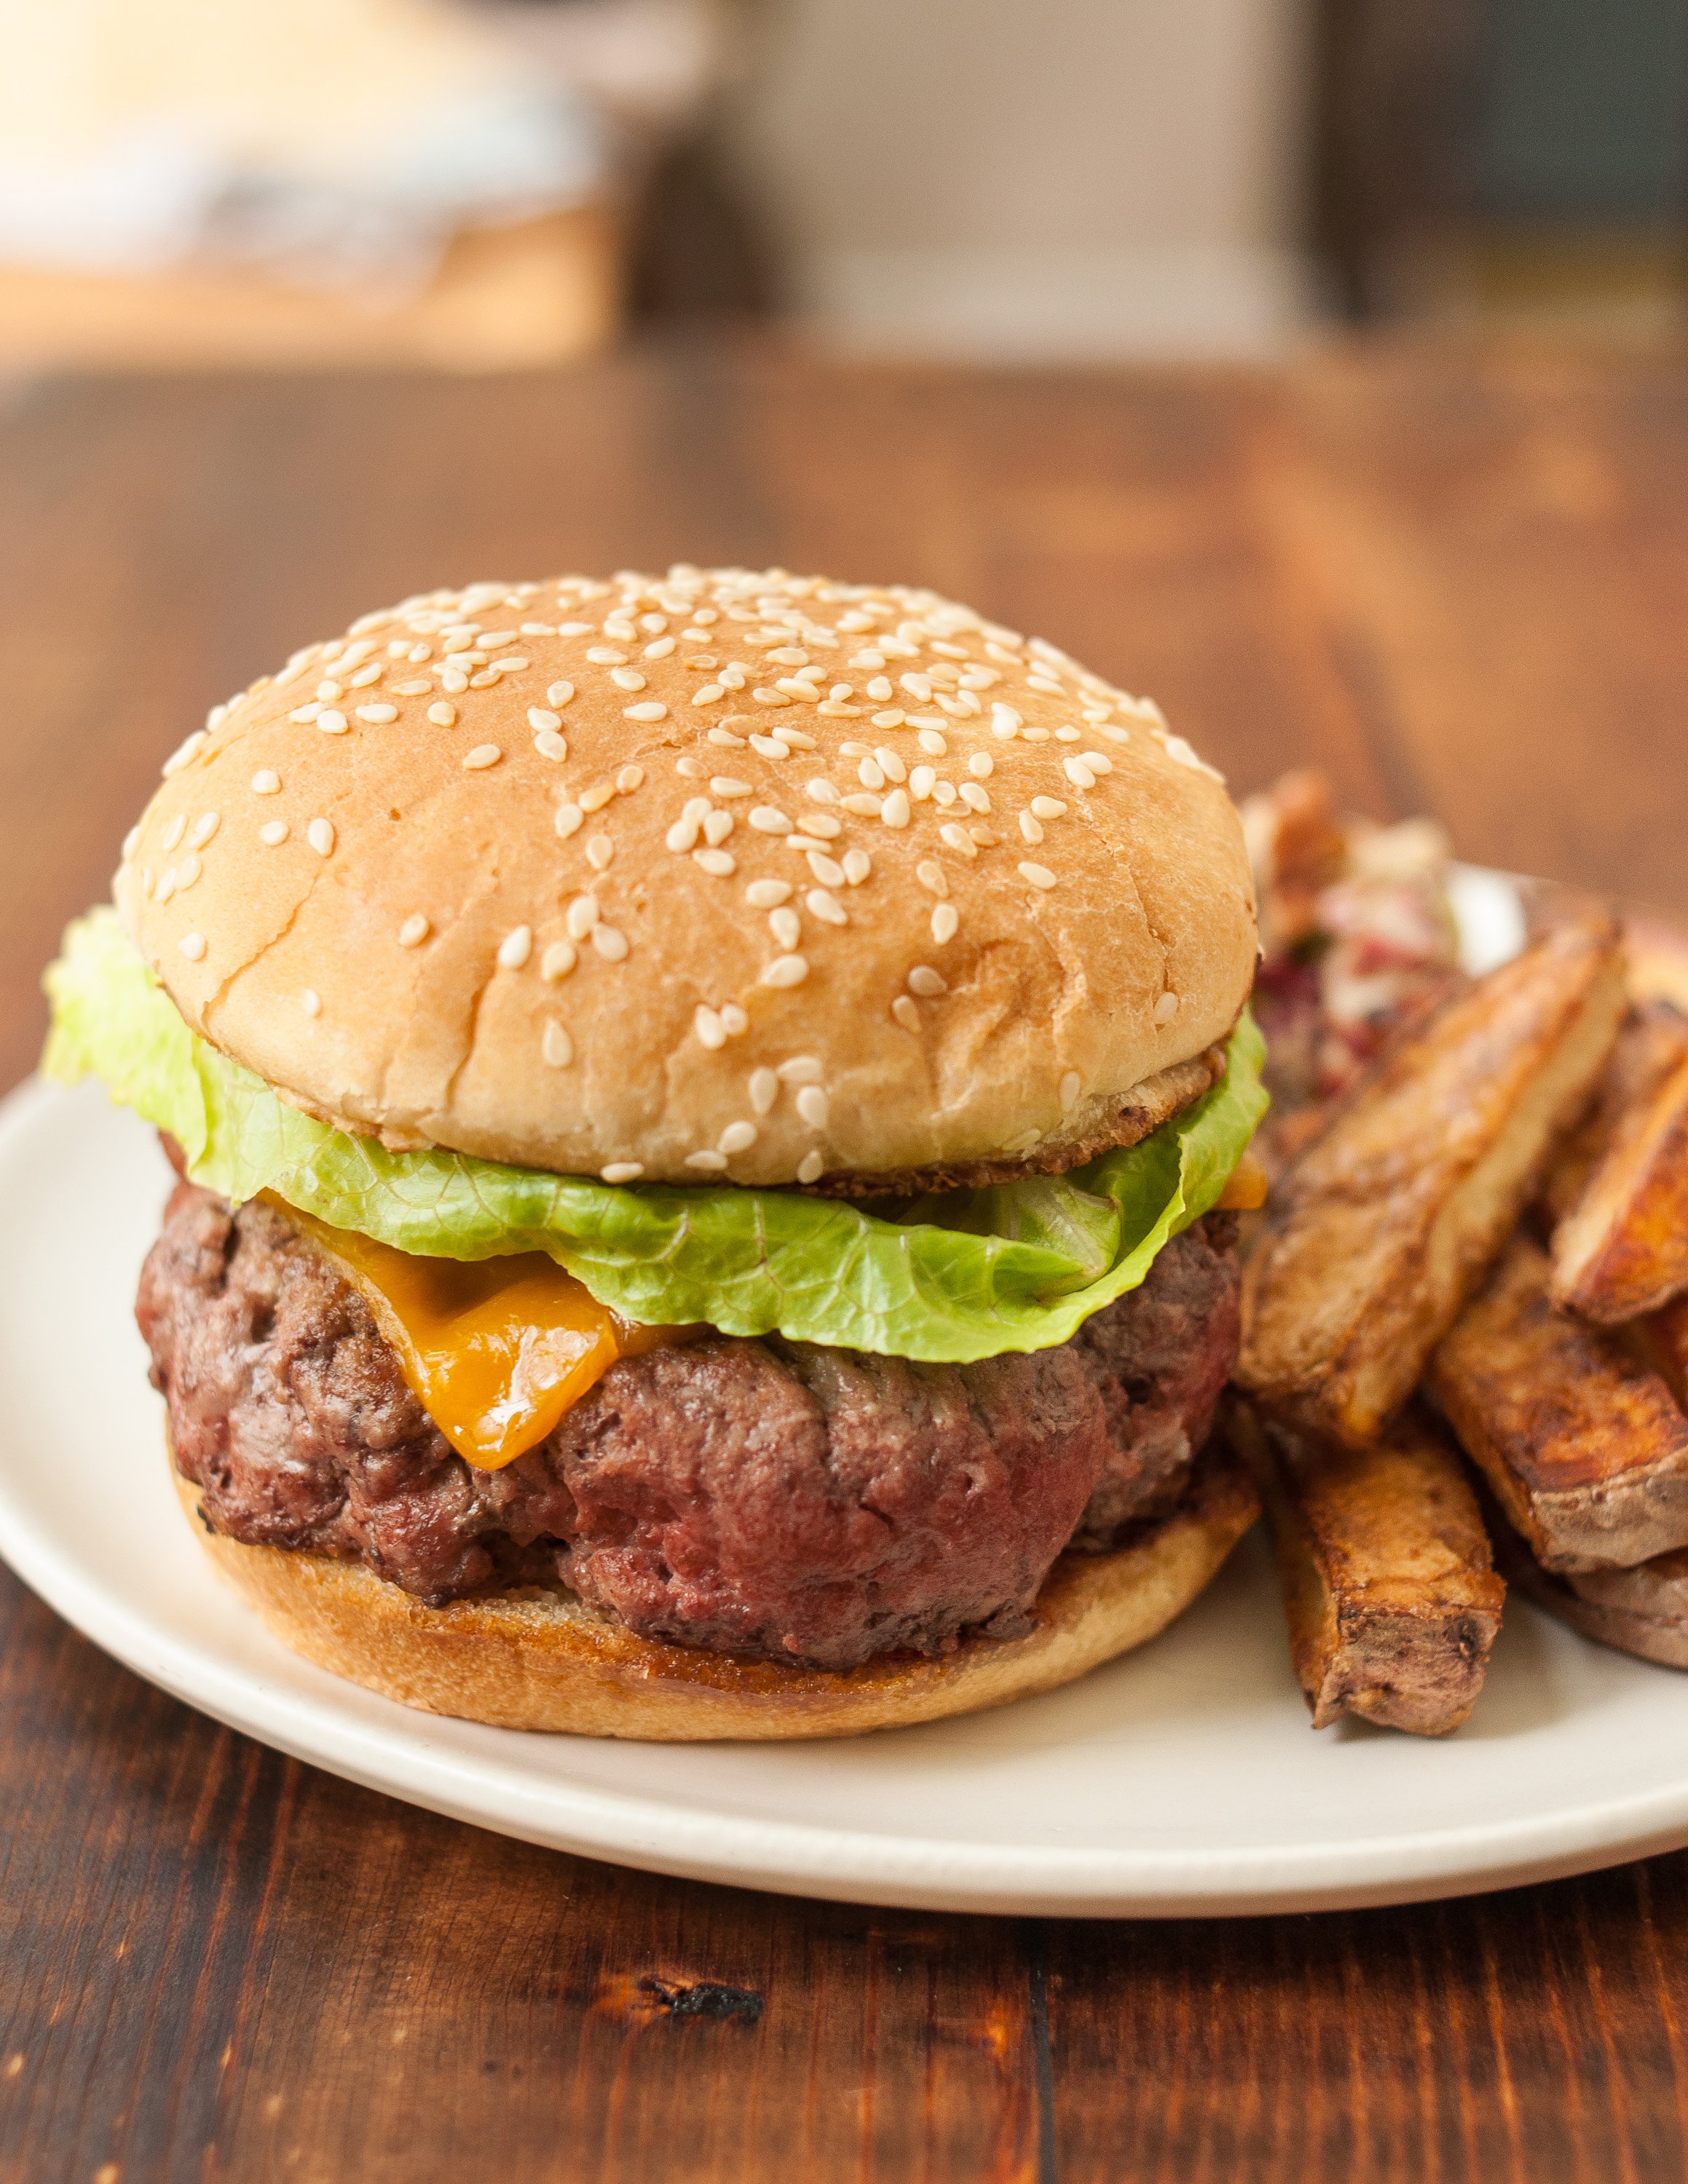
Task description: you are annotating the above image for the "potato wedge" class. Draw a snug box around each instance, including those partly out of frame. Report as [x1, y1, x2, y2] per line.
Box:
[1226, 1396, 1504, 1736]
[1484, 1497, 1688, 1671]
[1538, 1000, 1688, 1231]
[1429, 1233, 1688, 1572]
[1553, 1044, 1688, 1324]
[1237, 916, 1625, 1446]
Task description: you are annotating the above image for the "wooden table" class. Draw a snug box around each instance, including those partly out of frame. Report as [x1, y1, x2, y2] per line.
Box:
[2, 339, 1687, 2182]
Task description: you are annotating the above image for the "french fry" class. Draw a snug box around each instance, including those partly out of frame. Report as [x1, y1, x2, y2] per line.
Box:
[1552, 1044, 1688, 1324]
[1430, 1233, 1688, 1572]
[1484, 1495, 1688, 1671]
[1226, 1396, 1504, 1736]
[1537, 1000, 1688, 1231]
[1237, 915, 1627, 1447]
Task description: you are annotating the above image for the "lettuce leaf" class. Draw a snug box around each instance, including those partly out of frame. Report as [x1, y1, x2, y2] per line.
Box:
[43, 907, 1266, 1362]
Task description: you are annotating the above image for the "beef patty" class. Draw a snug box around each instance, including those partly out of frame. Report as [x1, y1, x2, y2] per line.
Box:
[138, 1182, 1239, 1671]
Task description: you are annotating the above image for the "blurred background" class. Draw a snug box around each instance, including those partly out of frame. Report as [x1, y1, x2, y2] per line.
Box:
[0, 0, 1682, 371]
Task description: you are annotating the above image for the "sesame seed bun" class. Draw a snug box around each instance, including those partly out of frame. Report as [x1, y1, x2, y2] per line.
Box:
[117, 569, 1257, 1188]
[174, 1450, 1259, 1740]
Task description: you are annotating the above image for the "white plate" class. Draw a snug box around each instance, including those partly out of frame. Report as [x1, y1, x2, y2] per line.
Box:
[5, 871, 1687, 1919]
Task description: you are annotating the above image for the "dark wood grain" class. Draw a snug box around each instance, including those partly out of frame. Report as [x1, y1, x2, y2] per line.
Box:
[2, 339, 1687, 2182]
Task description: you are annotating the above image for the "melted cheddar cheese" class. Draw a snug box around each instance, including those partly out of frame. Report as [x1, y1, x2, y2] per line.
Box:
[275, 1199, 682, 1470]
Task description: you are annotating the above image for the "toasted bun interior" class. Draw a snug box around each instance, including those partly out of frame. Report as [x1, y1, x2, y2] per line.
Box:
[175, 1455, 1259, 1741]
[120, 568, 1256, 1187]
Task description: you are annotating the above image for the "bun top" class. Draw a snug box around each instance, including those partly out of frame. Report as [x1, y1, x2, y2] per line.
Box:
[117, 567, 1256, 1188]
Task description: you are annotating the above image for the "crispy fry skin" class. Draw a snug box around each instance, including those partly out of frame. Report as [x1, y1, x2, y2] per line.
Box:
[1484, 1495, 1688, 1671]
[1226, 1397, 1504, 1736]
[1552, 1045, 1688, 1324]
[1538, 1001, 1688, 1231]
[1237, 917, 1626, 1447]
[1430, 1234, 1688, 1572]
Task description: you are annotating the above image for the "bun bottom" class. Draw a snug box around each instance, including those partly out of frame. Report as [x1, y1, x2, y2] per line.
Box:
[173, 1455, 1258, 1741]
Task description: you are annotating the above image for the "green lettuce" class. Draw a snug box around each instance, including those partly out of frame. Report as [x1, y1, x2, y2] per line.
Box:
[43, 907, 1266, 1363]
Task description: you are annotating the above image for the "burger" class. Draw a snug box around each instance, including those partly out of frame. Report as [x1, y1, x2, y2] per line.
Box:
[44, 566, 1266, 1739]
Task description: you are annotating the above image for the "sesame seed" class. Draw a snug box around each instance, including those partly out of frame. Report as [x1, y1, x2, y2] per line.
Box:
[1030, 796, 1068, 820]
[880, 788, 912, 828]
[586, 836, 614, 872]
[548, 682, 576, 708]
[428, 702, 457, 727]
[857, 759, 886, 791]
[1019, 812, 1045, 845]
[806, 888, 847, 926]
[592, 925, 629, 962]
[175, 852, 202, 890]
[580, 782, 616, 813]
[711, 777, 753, 799]
[749, 807, 792, 834]
[677, 756, 706, 779]
[542, 940, 577, 980]
[770, 906, 802, 949]
[960, 783, 991, 814]
[687, 1150, 730, 1172]
[469, 668, 500, 688]
[498, 926, 533, 970]
[694, 847, 735, 877]
[251, 769, 281, 796]
[399, 914, 430, 948]
[703, 810, 734, 845]
[794, 1085, 830, 1128]
[805, 851, 845, 888]
[317, 711, 349, 735]
[969, 825, 999, 847]
[805, 779, 839, 805]
[918, 729, 948, 756]
[1019, 862, 1057, 891]
[1060, 1070, 1081, 1112]
[939, 824, 976, 858]
[797, 1151, 825, 1184]
[891, 995, 921, 1033]
[708, 727, 746, 748]
[915, 860, 948, 897]
[356, 703, 398, 724]
[746, 879, 792, 908]
[842, 849, 871, 885]
[719, 1120, 758, 1155]
[968, 752, 994, 779]
[300, 988, 320, 1016]
[840, 794, 881, 818]
[752, 689, 792, 708]
[870, 711, 906, 732]
[178, 932, 207, 962]
[617, 764, 645, 794]
[762, 954, 809, 988]
[316, 680, 344, 700]
[625, 702, 668, 723]
[533, 729, 568, 764]
[931, 903, 959, 943]
[908, 966, 947, 997]
[392, 680, 430, 697]
[462, 745, 501, 771]
[543, 1022, 575, 1069]
[1079, 752, 1116, 775]
[162, 730, 208, 779]
[566, 895, 600, 939]
[866, 677, 894, 701]
[695, 1005, 726, 1049]
[259, 820, 289, 846]
[1155, 992, 1180, 1024]
[588, 647, 626, 665]
[529, 708, 562, 732]
[602, 1162, 644, 1184]
[749, 1067, 780, 1114]
[162, 814, 187, 852]
[693, 684, 726, 705]
[1055, 727, 1081, 744]
[1064, 758, 1097, 789]
[439, 669, 469, 695]
[750, 735, 789, 759]
[990, 704, 1022, 740]
[290, 704, 323, 724]
[307, 818, 336, 856]
[556, 803, 586, 842]
[778, 1056, 823, 1084]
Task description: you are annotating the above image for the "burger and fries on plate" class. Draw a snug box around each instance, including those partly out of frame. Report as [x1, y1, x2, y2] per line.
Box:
[38, 568, 1688, 1744]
